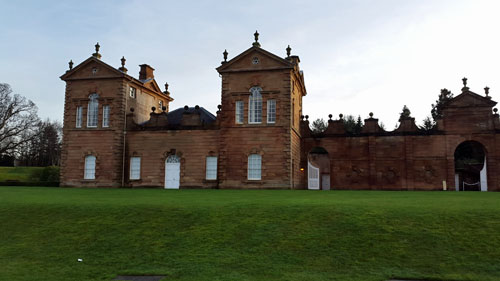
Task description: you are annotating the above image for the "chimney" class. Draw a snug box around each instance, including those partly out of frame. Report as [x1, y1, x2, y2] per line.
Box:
[139, 64, 155, 80]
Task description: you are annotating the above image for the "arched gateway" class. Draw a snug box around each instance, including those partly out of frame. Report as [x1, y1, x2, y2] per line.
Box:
[454, 141, 487, 191]
[308, 147, 330, 190]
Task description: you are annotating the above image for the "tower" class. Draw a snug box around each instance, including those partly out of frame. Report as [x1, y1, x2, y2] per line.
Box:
[60, 43, 172, 187]
[216, 32, 307, 188]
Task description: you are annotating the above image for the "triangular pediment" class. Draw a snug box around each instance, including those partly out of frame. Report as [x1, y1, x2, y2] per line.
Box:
[142, 79, 162, 93]
[217, 46, 293, 73]
[445, 90, 497, 108]
[60, 57, 126, 80]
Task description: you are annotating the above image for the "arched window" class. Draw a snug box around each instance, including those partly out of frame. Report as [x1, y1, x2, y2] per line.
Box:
[248, 154, 262, 180]
[166, 155, 180, 163]
[84, 155, 96, 180]
[87, 93, 99, 127]
[248, 87, 262, 123]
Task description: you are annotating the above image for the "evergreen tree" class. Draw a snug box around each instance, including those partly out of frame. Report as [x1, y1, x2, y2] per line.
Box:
[419, 116, 435, 131]
[310, 118, 327, 133]
[343, 115, 363, 134]
[399, 105, 411, 121]
[431, 88, 454, 121]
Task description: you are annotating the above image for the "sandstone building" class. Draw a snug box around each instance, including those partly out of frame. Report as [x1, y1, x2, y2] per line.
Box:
[60, 33, 500, 191]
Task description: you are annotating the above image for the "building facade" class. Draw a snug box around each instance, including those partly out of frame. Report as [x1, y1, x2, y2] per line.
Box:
[60, 35, 500, 191]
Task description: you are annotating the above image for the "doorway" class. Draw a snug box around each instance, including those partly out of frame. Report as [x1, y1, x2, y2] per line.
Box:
[454, 141, 487, 191]
[165, 155, 180, 189]
[308, 147, 330, 190]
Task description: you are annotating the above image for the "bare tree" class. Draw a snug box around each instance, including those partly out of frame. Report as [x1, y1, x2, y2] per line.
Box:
[17, 119, 61, 166]
[0, 83, 41, 156]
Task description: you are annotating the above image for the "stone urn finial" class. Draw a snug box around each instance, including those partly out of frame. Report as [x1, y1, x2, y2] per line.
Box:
[92, 42, 102, 59]
[252, 30, 261, 47]
[222, 49, 228, 64]
[119, 56, 127, 73]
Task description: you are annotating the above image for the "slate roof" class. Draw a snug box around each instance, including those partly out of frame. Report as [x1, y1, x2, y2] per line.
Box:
[166, 107, 216, 125]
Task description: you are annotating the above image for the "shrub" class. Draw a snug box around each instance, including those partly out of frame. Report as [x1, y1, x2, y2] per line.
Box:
[40, 166, 60, 182]
[30, 166, 60, 182]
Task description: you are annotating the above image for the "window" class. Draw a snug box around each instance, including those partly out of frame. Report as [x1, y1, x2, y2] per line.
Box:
[159, 100, 163, 110]
[267, 100, 276, 123]
[248, 87, 262, 124]
[205, 156, 217, 180]
[129, 87, 136, 98]
[248, 154, 262, 180]
[166, 155, 180, 163]
[130, 157, 141, 180]
[87, 93, 99, 127]
[235, 101, 244, 124]
[76, 106, 82, 128]
[84, 155, 96, 180]
[102, 105, 110, 127]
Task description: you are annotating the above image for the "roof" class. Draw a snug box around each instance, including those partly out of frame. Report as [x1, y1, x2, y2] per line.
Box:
[216, 46, 294, 73]
[166, 106, 216, 125]
[60, 55, 173, 101]
[444, 88, 497, 108]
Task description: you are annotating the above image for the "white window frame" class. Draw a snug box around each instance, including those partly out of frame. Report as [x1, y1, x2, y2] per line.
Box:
[267, 99, 276, 124]
[84, 155, 96, 180]
[235, 101, 244, 124]
[130, 157, 141, 180]
[87, 93, 99, 128]
[102, 105, 110, 127]
[205, 156, 217, 180]
[76, 106, 82, 128]
[248, 87, 262, 124]
[248, 154, 262, 180]
[129, 87, 136, 98]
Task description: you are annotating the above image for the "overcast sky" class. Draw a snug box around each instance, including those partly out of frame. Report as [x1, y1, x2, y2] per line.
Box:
[1, 0, 499, 128]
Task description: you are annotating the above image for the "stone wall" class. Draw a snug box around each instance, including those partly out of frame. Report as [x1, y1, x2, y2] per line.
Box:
[126, 130, 219, 188]
[60, 78, 127, 187]
[301, 113, 500, 191]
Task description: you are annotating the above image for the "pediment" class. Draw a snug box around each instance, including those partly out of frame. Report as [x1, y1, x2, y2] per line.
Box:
[217, 46, 293, 73]
[444, 91, 497, 108]
[142, 79, 162, 93]
[60, 57, 126, 80]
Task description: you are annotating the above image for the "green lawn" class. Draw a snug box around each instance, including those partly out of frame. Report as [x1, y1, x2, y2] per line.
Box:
[0, 187, 499, 281]
[0, 167, 44, 182]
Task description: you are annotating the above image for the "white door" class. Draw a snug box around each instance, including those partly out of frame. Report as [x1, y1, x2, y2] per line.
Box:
[308, 161, 320, 190]
[480, 156, 488, 192]
[165, 155, 180, 189]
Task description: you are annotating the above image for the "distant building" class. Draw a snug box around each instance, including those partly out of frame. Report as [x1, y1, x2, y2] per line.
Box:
[60, 33, 500, 191]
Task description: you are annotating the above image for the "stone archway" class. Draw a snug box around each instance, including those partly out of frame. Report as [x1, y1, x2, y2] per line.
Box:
[454, 141, 487, 191]
[308, 147, 330, 190]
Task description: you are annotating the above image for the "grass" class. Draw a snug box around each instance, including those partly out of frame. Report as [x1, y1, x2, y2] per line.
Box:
[0, 166, 44, 182]
[0, 187, 499, 281]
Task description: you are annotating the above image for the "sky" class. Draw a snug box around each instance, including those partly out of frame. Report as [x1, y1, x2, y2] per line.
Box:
[1, 0, 500, 129]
